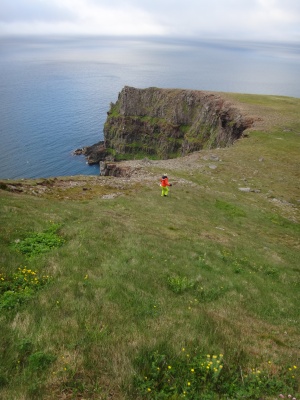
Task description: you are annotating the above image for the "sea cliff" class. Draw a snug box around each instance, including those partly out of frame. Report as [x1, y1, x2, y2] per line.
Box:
[104, 86, 254, 159]
[77, 86, 254, 167]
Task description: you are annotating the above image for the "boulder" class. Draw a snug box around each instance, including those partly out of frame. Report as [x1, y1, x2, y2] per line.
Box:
[100, 161, 133, 177]
[73, 141, 108, 165]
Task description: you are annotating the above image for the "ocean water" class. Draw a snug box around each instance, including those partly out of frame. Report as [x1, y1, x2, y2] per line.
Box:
[0, 36, 299, 179]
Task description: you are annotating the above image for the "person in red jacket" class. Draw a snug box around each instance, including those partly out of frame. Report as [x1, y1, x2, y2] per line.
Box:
[160, 173, 172, 197]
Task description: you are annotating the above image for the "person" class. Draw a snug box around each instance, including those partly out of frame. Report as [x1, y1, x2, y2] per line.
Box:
[160, 173, 172, 197]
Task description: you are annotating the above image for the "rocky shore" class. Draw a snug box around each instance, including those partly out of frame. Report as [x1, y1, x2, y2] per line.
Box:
[73, 141, 108, 164]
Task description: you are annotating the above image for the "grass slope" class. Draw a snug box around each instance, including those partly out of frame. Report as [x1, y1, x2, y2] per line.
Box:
[0, 93, 299, 399]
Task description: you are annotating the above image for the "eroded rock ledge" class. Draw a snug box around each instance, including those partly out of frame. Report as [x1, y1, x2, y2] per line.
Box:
[73, 141, 108, 164]
[75, 86, 254, 174]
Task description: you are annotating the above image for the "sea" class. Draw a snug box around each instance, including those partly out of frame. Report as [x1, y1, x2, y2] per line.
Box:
[0, 36, 299, 179]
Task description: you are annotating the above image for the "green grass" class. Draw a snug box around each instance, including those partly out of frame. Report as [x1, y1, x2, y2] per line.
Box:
[11, 223, 64, 258]
[0, 93, 299, 399]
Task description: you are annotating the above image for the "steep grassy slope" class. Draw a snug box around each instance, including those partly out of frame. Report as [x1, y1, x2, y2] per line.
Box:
[0, 93, 299, 399]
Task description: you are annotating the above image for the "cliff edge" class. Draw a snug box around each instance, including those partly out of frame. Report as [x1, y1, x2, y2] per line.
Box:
[103, 86, 254, 160]
[75, 86, 255, 167]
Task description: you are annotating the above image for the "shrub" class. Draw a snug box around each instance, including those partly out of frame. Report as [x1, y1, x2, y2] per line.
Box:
[167, 275, 196, 294]
[0, 267, 51, 310]
[27, 351, 56, 372]
[133, 350, 298, 399]
[11, 224, 65, 258]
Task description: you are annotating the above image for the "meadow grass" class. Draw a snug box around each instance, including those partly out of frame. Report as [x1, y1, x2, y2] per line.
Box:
[0, 93, 299, 399]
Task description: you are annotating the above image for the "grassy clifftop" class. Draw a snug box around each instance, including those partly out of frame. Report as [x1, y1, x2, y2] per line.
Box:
[0, 93, 299, 399]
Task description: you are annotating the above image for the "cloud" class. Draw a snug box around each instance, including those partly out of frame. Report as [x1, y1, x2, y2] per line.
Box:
[149, 0, 300, 41]
[0, 0, 299, 42]
[0, 0, 74, 22]
[0, 0, 166, 36]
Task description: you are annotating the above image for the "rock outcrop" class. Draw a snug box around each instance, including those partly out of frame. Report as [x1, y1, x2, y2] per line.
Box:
[74, 86, 254, 174]
[73, 141, 109, 165]
[99, 161, 133, 177]
[103, 86, 254, 160]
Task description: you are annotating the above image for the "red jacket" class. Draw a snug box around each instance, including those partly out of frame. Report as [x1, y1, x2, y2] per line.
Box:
[160, 177, 170, 187]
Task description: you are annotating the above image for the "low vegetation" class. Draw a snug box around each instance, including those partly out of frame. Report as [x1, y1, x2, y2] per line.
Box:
[0, 93, 299, 399]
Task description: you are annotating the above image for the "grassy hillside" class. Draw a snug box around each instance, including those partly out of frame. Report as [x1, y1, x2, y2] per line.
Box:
[0, 93, 299, 399]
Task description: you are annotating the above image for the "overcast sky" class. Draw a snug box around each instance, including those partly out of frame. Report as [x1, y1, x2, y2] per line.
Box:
[0, 0, 299, 42]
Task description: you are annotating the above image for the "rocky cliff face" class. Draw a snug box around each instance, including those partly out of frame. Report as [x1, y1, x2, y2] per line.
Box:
[104, 86, 254, 160]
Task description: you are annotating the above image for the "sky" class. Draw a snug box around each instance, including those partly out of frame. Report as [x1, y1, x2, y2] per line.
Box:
[0, 0, 299, 43]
